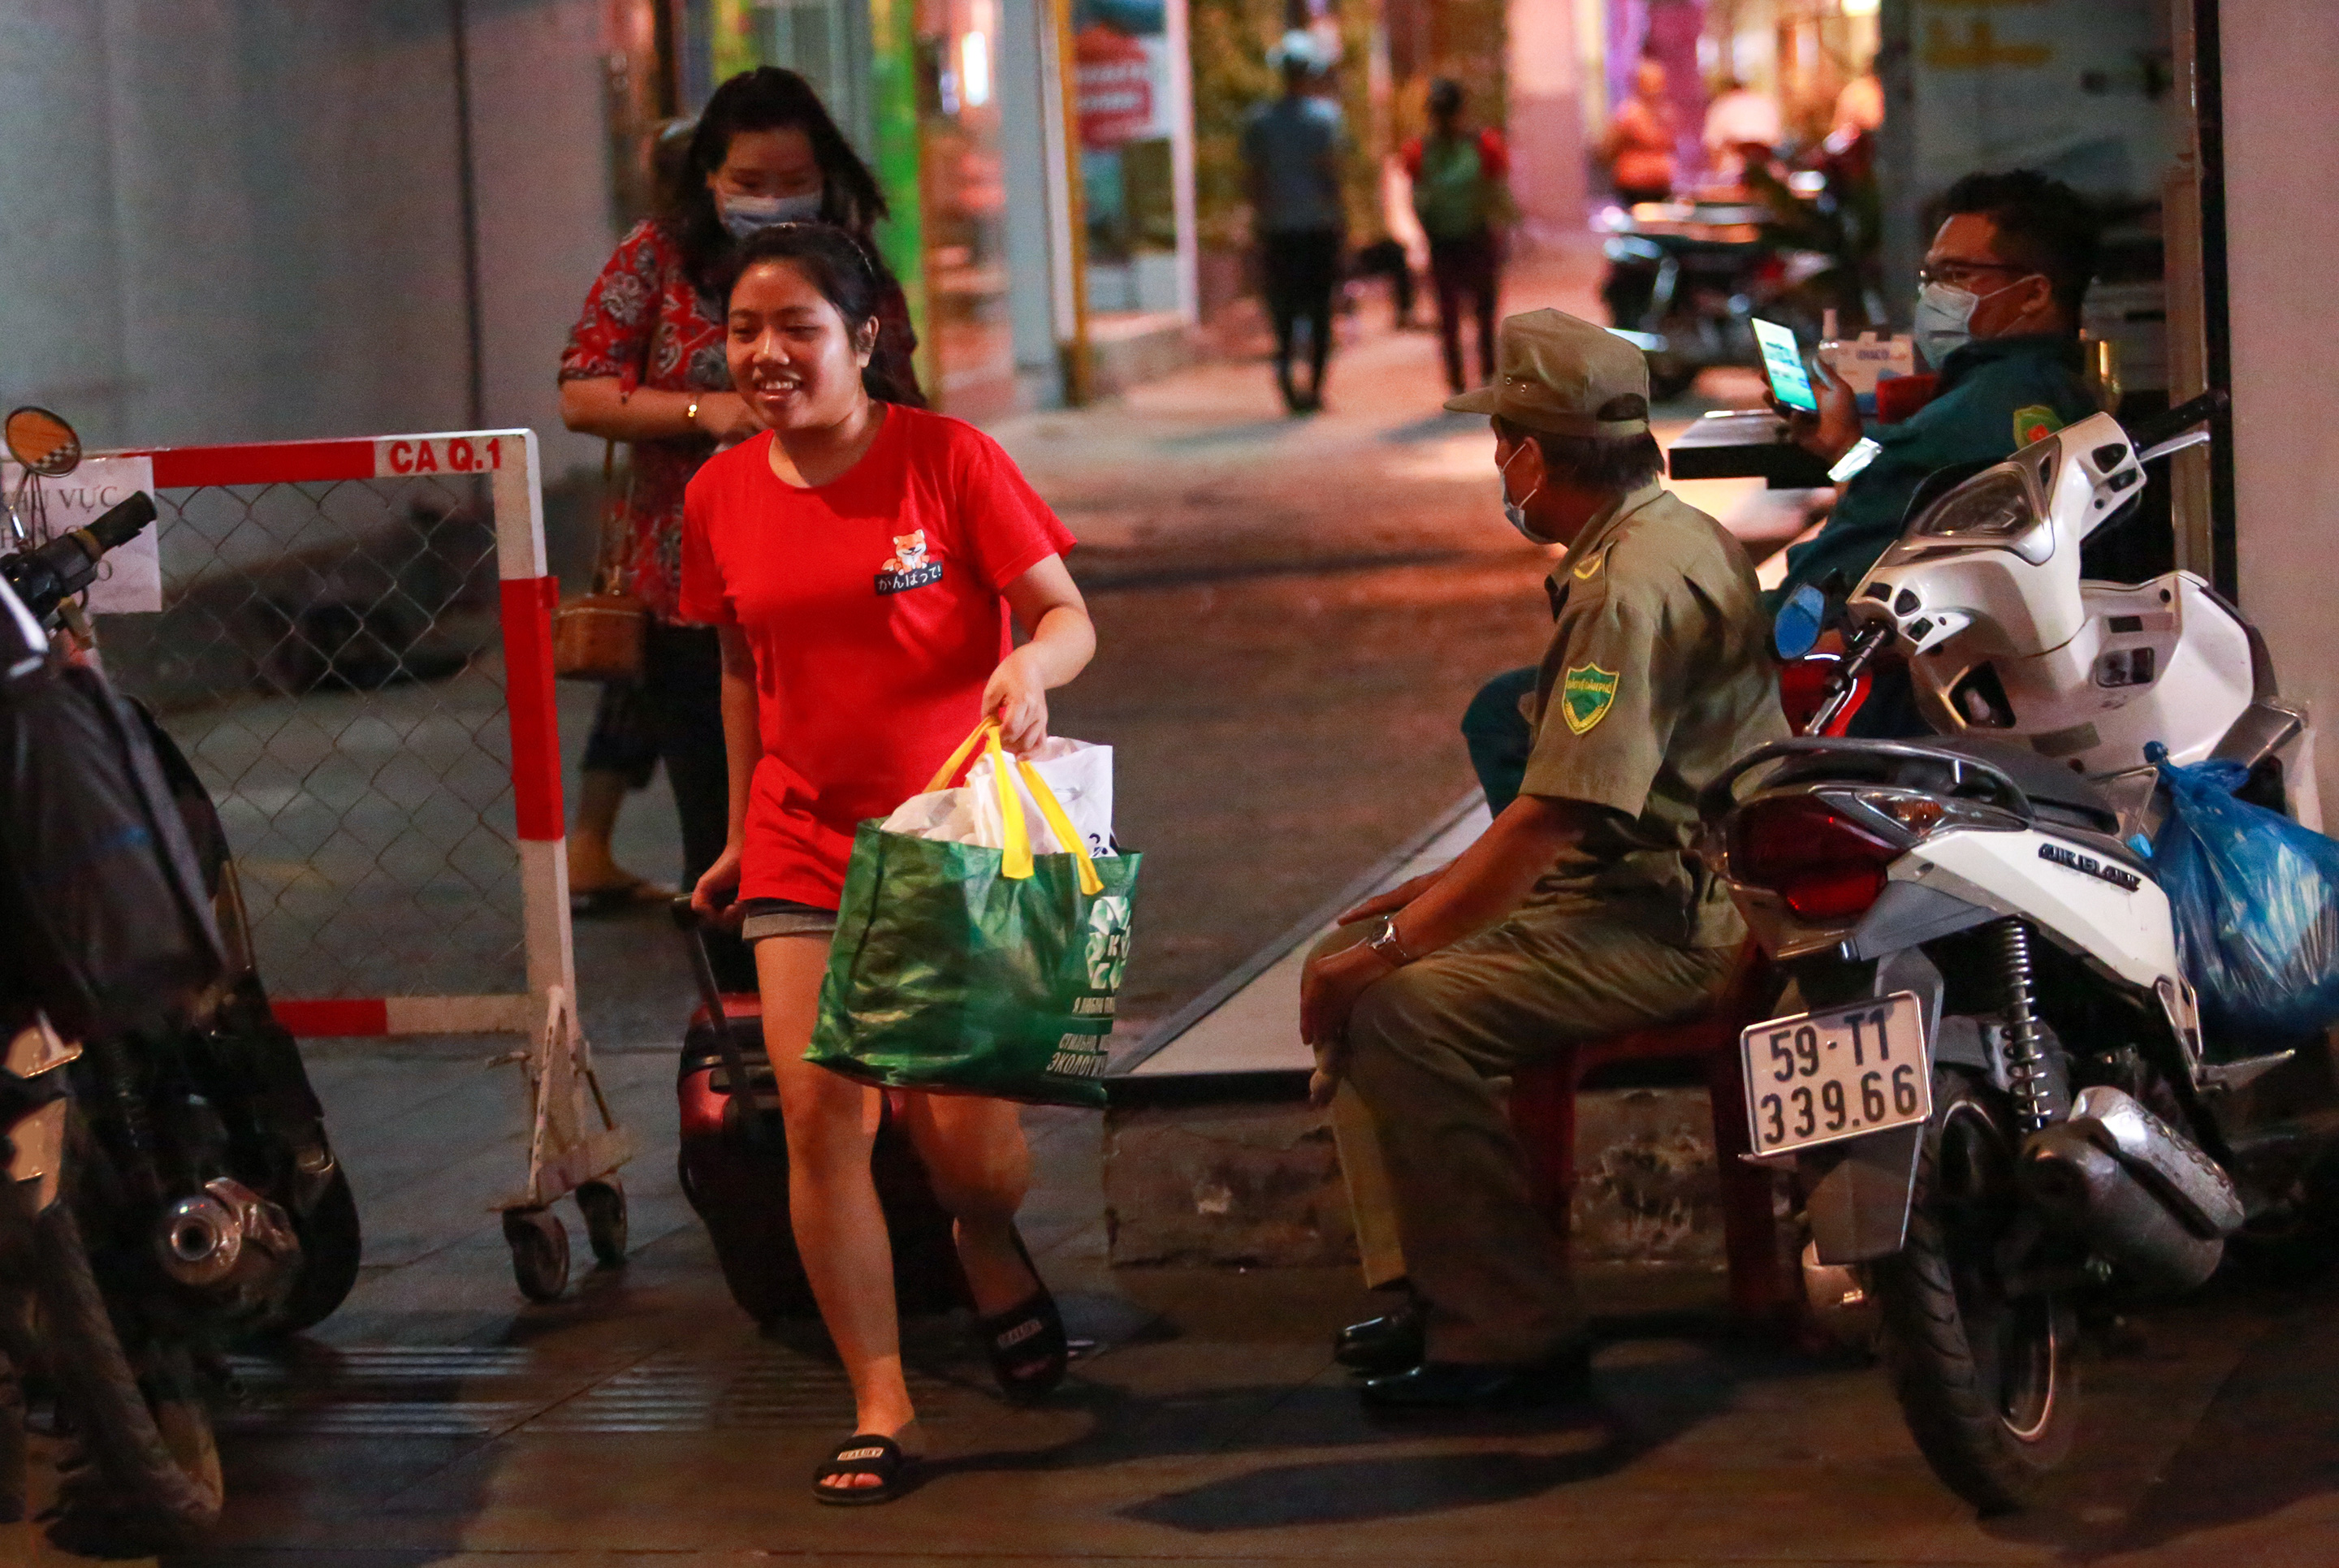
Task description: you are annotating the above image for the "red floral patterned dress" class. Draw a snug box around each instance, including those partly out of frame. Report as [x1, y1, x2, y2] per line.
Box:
[559, 218, 921, 623]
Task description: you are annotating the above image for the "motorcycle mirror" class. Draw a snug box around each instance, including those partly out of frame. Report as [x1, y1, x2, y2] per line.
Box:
[5, 407, 82, 477]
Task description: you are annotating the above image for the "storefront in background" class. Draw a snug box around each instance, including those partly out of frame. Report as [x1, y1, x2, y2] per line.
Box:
[1074, 0, 1193, 318]
[672, 0, 1195, 411]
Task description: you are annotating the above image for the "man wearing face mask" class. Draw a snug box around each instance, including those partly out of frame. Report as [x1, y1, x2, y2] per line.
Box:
[1770, 169, 2102, 618]
[1298, 309, 1788, 1409]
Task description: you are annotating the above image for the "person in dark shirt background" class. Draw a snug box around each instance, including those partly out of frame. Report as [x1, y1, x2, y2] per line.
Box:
[1771, 169, 2103, 616]
[1242, 32, 1350, 414]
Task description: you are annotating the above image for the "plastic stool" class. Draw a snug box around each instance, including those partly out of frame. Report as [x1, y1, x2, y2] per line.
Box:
[1505, 942, 1794, 1325]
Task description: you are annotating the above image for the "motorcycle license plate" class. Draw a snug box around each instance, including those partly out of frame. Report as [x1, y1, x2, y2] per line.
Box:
[1740, 991, 1932, 1157]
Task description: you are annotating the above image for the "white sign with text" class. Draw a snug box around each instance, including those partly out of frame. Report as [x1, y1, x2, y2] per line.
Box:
[2, 456, 162, 614]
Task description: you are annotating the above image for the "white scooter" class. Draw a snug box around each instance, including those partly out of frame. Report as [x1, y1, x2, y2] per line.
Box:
[1700, 391, 2339, 1513]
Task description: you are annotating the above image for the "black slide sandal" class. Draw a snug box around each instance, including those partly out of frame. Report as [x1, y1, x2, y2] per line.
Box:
[975, 1231, 1068, 1401]
[814, 1432, 914, 1505]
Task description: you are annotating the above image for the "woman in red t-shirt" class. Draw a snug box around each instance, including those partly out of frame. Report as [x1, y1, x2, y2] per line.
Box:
[684, 224, 1094, 1504]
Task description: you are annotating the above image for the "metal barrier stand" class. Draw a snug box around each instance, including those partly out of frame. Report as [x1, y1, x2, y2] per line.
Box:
[111, 428, 633, 1300]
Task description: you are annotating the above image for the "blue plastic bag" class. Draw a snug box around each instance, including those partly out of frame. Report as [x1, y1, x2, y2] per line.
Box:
[2150, 743, 2339, 1044]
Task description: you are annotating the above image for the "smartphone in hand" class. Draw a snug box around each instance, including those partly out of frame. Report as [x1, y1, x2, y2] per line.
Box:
[1753, 318, 1818, 415]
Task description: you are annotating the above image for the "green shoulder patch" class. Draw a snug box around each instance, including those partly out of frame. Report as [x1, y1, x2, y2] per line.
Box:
[2012, 404, 2063, 448]
[1560, 663, 1620, 735]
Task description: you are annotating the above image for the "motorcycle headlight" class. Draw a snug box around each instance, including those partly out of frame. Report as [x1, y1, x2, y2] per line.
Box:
[1910, 465, 2039, 545]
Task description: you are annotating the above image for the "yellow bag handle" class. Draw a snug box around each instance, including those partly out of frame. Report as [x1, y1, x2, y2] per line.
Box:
[979, 724, 1033, 880]
[923, 717, 1103, 892]
[926, 719, 997, 794]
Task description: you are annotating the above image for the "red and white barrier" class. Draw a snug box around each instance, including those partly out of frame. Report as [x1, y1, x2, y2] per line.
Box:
[123, 429, 573, 1039]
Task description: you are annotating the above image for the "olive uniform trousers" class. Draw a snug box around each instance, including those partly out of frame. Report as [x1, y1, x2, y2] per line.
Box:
[1320, 899, 1734, 1365]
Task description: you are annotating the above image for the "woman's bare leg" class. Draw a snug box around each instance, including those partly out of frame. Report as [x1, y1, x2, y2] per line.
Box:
[566, 768, 634, 888]
[754, 935, 915, 1490]
[893, 1092, 1038, 1313]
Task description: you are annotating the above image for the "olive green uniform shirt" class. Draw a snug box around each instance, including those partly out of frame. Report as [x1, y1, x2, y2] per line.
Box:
[1521, 482, 1790, 946]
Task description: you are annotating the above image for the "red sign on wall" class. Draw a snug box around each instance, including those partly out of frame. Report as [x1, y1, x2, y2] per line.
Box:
[1076, 26, 1156, 149]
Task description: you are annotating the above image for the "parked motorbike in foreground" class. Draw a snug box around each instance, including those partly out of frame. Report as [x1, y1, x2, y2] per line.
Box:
[1701, 391, 2339, 1512]
[1, 407, 360, 1546]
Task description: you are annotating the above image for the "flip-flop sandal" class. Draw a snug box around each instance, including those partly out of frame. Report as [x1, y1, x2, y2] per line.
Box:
[569, 874, 672, 918]
[975, 1231, 1068, 1401]
[813, 1432, 915, 1505]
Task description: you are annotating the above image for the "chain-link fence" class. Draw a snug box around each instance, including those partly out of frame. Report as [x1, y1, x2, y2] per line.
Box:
[95, 433, 563, 1029]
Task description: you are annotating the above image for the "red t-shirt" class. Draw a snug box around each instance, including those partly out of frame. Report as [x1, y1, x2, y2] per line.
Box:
[678, 405, 1076, 906]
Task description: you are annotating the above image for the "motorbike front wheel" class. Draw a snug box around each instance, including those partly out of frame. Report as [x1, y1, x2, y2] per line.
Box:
[30, 1197, 223, 1547]
[1872, 1069, 2077, 1514]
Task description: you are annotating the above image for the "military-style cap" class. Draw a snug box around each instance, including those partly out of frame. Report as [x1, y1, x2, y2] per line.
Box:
[1444, 308, 1652, 437]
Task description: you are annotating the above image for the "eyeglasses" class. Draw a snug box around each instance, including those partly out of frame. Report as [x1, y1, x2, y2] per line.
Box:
[1916, 260, 2035, 290]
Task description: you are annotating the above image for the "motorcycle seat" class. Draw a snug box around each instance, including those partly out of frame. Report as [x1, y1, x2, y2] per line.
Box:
[1926, 736, 2128, 840]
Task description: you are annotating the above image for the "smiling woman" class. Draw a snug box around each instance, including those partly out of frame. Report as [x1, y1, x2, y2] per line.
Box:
[678, 222, 1096, 1505]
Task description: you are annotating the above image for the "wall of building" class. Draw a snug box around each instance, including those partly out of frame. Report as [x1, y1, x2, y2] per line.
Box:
[1507, 0, 1587, 245]
[2219, 3, 2339, 813]
[0, 0, 612, 479]
[462, 0, 616, 480]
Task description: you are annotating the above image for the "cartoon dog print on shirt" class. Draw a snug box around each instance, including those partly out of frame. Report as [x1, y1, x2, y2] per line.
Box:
[875, 528, 943, 594]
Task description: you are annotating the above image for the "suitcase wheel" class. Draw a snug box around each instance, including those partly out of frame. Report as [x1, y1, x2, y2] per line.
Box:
[577, 1178, 629, 1269]
[503, 1206, 571, 1302]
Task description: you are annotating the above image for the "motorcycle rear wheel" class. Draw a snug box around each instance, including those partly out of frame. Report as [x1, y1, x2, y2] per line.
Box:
[1873, 1069, 2078, 1514]
[31, 1199, 223, 1548]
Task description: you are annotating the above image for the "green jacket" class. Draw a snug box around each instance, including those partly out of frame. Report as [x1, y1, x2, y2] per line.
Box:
[1769, 335, 2098, 611]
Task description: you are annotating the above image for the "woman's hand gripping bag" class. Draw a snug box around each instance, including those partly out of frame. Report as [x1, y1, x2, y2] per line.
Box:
[2150, 742, 2339, 1045]
[807, 721, 1139, 1107]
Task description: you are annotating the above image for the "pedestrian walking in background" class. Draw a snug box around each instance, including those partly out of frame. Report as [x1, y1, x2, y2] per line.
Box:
[559, 66, 921, 981]
[1403, 79, 1510, 397]
[1601, 57, 1677, 205]
[685, 225, 1096, 1503]
[1242, 30, 1349, 413]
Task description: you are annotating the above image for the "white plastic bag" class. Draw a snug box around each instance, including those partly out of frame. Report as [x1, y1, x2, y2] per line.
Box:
[878, 784, 981, 844]
[880, 735, 1115, 857]
[968, 738, 1115, 857]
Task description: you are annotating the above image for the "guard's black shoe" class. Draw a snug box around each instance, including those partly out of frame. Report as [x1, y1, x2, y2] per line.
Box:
[1334, 1308, 1426, 1376]
[1358, 1341, 1594, 1412]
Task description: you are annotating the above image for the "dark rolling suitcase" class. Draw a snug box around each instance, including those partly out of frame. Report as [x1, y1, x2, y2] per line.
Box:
[671, 903, 970, 1328]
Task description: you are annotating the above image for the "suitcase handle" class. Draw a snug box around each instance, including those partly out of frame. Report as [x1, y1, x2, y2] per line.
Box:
[669, 897, 772, 1149]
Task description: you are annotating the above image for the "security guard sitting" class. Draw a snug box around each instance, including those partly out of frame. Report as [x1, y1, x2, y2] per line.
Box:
[1771, 168, 2103, 619]
[1299, 309, 1788, 1410]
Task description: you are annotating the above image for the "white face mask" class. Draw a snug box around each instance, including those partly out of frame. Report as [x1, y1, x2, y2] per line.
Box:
[1499, 443, 1546, 542]
[719, 188, 823, 240]
[1912, 276, 2026, 369]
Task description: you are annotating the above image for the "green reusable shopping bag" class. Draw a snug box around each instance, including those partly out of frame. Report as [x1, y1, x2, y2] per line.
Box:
[807, 721, 1139, 1108]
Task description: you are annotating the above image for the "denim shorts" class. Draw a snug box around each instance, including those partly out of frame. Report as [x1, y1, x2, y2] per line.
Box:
[737, 897, 840, 942]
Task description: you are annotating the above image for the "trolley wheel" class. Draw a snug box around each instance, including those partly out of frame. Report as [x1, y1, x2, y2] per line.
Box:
[576, 1179, 629, 1270]
[502, 1207, 570, 1302]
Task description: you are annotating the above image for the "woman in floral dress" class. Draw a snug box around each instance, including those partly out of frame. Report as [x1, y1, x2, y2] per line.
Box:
[559, 67, 919, 967]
